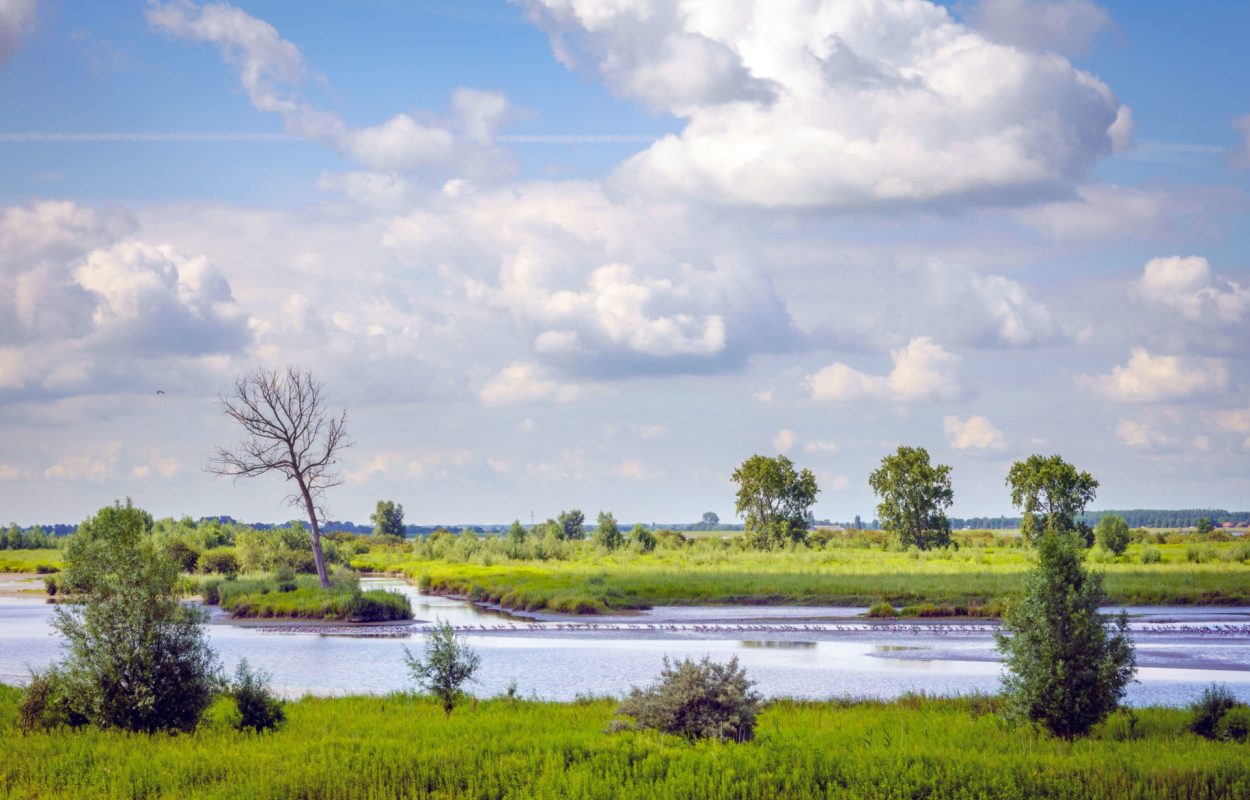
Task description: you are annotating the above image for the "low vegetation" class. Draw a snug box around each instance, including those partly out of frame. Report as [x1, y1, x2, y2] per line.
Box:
[612, 656, 762, 742]
[353, 532, 1250, 614]
[4, 688, 1249, 799]
[196, 573, 412, 622]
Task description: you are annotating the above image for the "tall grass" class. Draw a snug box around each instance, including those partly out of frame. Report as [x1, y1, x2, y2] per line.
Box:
[354, 540, 1250, 614]
[1, 687, 1246, 799]
[189, 574, 412, 622]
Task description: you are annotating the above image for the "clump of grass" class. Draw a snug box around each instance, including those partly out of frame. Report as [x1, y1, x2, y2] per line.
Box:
[199, 574, 411, 622]
[867, 601, 898, 617]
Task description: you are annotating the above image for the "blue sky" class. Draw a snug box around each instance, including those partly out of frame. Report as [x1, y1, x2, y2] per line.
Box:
[1, 0, 1248, 525]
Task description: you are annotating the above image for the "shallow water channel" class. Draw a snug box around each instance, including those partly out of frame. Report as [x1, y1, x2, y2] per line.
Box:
[3, 576, 1250, 706]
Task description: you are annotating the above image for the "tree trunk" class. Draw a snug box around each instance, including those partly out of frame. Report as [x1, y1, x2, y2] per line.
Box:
[296, 477, 331, 589]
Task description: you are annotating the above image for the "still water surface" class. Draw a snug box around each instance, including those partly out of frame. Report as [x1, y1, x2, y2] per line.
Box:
[3, 577, 1250, 706]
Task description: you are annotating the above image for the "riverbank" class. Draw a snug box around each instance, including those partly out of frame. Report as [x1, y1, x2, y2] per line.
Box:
[1, 687, 1246, 799]
[354, 540, 1250, 615]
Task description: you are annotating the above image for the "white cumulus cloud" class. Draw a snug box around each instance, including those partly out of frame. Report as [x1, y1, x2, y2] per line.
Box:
[522, 0, 1128, 209]
[1081, 349, 1229, 403]
[480, 363, 582, 405]
[943, 415, 1006, 450]
[772, 428, 796, 453]
[966, 0, 1112, 55]
[806, 337, 968, 403]
[1135, 256, 1250, 323]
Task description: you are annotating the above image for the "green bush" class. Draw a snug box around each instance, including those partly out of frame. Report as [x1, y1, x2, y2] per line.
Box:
[198, 548, 240, 577]
[1190, 684, 1240, 740]
[228, 659, 285, 733]
[1220, 706, 1250, 743]
[613, 656, 762, 742]
[18, 667, 88, 732]
[43, 576, 57, 596]
[1139, 547, 1162, 564]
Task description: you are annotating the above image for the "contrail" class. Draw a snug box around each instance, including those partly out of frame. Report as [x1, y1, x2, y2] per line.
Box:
[0, 132, 664, 144]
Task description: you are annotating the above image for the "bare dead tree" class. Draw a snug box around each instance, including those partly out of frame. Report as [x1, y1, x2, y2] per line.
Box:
[208, 367, 350, 588]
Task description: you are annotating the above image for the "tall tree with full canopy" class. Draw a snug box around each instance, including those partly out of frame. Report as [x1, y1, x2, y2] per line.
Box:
[731, 454, 819, 549]
[868, 445, 954, 550]
[1006, 454, 1098, 545]
[371, 500, 405, 538]
[209, 367, 350, 588]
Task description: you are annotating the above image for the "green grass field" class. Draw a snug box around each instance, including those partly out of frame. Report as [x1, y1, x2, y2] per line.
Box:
[0, 549, 61, 574]
[190, 575, 413, 622]
[354, 539, 1250, 614]
[1, 687, 1245, 799]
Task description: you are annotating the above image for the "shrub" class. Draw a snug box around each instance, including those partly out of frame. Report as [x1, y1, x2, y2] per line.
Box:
[48, 501, 220, 733]
[43, 576, 57, 596]
[198, 548, 240, 577]
[1190, 684, 1240, 740]
[1094, 514, 1131, 556]
[995, 531, 1135, 739]
[272, 564, 297, 592]
[1139, 547, 1162, 564]
[164, 539, 202, 573]
[867, 601, 898, 617]
[228, 659, 285, 733]
[404, 619, 480, 716]
[612, 656, 762, 742]
[18, 667, 87, 732]
[1221, 707, 1250, 743]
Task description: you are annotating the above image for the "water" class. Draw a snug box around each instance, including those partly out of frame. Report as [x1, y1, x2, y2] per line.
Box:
[3, 576, 1250, 706]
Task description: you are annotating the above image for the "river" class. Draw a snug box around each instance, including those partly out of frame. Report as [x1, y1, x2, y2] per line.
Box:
[3, 576, 1250, 706]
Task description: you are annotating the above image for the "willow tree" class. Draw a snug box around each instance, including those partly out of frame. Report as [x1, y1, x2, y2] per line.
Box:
[209, 367, 350, 588]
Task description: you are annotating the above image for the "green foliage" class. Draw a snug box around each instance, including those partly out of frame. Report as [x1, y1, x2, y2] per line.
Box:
[6, 687, 1250, 798]
[1189, 684, 1241, 740]
[1007, 454, 1099, 545]
[629, 524, 657, 553]
[593, 511, 623, 551]
[371, 500, 406, 539]
[163, 538, 202, 573]
[207, 574, 412, 622]
[0, 523, 57, 550]
[996, 531, 1136, 738]
[228, 659, 286, 733]
[701, 511, 720, 526]
[613, 656, 761, 742]
[1095, 514, 1131, 556]
[44, 500, 219, 733]
[558, 509, 586, 541]
[732, 454, 819, 550]
[197, 547, 240, 577]
[1196, 517, 1215, 535]
[1140, 546, 1162, 564]
[403, 620, 481, 715]
[866, 601, 898, 617]
[868, 446, 954, 550]
[18, 667, 88, 732]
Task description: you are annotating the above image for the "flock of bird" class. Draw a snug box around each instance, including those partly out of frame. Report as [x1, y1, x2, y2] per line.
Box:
[251, 620, 1250, 639]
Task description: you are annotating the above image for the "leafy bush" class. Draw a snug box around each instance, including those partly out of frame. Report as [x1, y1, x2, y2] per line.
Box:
[1095, 514, 1131, 556]
[18, 667, 87, 732]
[43, 576, 57, 596]
[272, 564, 297, 592]
[1220, 706, 1250, 743]
[164, 539, 202, 573]
[46, 501, 220, 733]
[612, 656, 762, 742]
[198, 548, 240, 577]
[228, 659, 285, 733]
[1139, 547, 1162, 564]
[1190, 684, 1240, 740]
[404, 620, 480, 715]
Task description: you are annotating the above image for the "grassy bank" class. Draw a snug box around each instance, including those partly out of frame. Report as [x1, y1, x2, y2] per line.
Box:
[195, 575, 412, 622]
[1, 687, 1247, 799]
[354, 540, 1250, 614]
[0, 549, 61, 574]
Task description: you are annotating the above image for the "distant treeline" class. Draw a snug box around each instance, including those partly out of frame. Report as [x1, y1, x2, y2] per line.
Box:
[9, 509, 1248, 541]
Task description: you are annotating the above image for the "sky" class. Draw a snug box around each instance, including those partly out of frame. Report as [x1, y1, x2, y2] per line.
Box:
[0, 0, 1248, 526]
